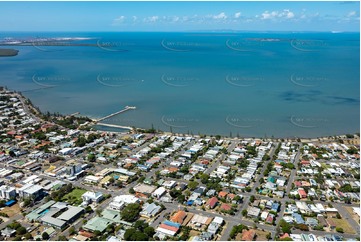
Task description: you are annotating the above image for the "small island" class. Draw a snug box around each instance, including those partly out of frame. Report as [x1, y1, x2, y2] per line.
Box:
[0, 48, 19, 57]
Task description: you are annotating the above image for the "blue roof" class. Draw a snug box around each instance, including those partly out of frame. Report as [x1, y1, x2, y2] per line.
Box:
[187, 200, 194, 206]
[5, 200, 16, 206]
[163, 220, 181, 228]
[271, 203, 279, 211]
[292, 213, 305, 224]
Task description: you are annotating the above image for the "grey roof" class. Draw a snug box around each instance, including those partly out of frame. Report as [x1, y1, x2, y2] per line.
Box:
[83, 216, 112, 233]
[142, 203, 161, 216]
[41, 215, 66, 228]
[57, 206, 84, 221]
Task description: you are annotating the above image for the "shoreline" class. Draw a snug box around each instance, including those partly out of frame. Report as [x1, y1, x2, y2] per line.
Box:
[8, 87, 360, 142]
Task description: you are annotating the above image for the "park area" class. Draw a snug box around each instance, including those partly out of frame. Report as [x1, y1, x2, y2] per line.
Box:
[328, 218, 356, 234]
[1, 203, 21, 217]
[62, 188, 86, 205]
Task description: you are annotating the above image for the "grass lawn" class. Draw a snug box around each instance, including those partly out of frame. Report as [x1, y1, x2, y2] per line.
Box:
[62, 188, 86, 205]
[189, 230, 200, 237]
[255, 229, 270, 241]
[1, 203, 21, 217]
[328, 218, 356, 234]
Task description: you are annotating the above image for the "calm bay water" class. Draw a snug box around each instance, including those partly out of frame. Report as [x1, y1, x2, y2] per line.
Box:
[1, 32, 359, 138]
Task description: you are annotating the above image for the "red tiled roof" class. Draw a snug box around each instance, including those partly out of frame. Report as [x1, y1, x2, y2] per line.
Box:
[207, 197, 218, 208]
[227, 193, 236, 200]
[159, 223, 179, 232]
[280, 233, 290, 239]
[218, 191, 228, 198]
[241, 229, 256, 241]
[220, 203, 232, 211]
[170, 210, 187, 224]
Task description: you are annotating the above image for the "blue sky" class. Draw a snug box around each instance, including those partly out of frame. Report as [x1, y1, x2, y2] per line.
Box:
[0, 1, 359, 32]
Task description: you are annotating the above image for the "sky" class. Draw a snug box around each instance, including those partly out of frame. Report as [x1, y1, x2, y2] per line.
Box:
[0, 1, 359, 32]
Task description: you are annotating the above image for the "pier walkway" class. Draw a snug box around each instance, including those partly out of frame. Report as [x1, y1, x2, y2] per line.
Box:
[96, 106, 136, 122]
[91, 106, 136, 131]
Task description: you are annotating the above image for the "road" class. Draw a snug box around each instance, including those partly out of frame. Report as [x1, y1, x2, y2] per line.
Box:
[205, 140, 237, 176]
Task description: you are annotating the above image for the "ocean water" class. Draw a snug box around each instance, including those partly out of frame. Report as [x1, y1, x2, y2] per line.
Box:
[1, 32, 359, 138]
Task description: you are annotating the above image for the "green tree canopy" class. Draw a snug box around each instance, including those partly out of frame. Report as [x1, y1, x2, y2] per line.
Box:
[121, 203, 141, 222]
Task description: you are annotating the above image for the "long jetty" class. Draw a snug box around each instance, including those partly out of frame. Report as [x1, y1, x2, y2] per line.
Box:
[96, 106, 136, 122]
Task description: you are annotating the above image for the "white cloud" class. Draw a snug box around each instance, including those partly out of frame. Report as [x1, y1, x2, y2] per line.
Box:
[284, 9, 295, 19]
[234, 12, 241, 18]
[347, 11, 356, 17]
[172, 16, 180, 22]
[261, 11, 278, 19]
[114, 16, 125, 23]
[145, 16, 159, 22]
[132, 16, 137, 21]
[260, 9, 294, 20]
[112, 16, 126, 25]
[213, 12, 227, 20]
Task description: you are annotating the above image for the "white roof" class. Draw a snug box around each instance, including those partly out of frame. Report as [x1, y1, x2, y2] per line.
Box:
[191, 214, 210, 224]
[82, 191, 103, 199]
[156, 227, 176, 236]
[153, 187, 166, 196]
[23, 184, 43, 194]
[112, 195, 139, 204]
[213, 216, 223, 224]
[85, 175, 101, 182]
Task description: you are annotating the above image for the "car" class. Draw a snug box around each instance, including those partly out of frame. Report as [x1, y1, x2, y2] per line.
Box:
[332, 235, 343, 241]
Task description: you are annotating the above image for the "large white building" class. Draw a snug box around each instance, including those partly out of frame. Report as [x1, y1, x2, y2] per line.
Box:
[81, 191, 104, 206]
[108, 195, 140, 211]
[18, 184, 43, 200]
[0, 185, 16, 200]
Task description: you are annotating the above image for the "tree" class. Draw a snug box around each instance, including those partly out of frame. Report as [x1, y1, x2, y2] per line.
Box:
[294, 223, 309, 231]
[250, 195, 255, 203]
[144, 226, 155, 237]
[336, 227, 344, 233]
[7, 221, 21, 230]
[42, 232, 50, 240]
[57, 235, 68, 241]
[132, 232, 148, 241]
[242, 209, 248, 216]
[234, 195, 242, 202]
[200, 173, 210, 184]
[16, 226, 27, 235]
[9, 150, 16, 157]
[277, 238, 294, 241]
[134, 220, 147, 231]
[129, 187, 135, 194]
[68, 226, 76, 235]
[124, 228, 148, 241]
[24, 233, 33, 240]
[279, 219, 292, 234]
[0, 200, 6, 207]
[87, 153, 96, 162]
[177, 194, 186, 204]
[188, 181, 198, 191]
[121, 203, 141, 222]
